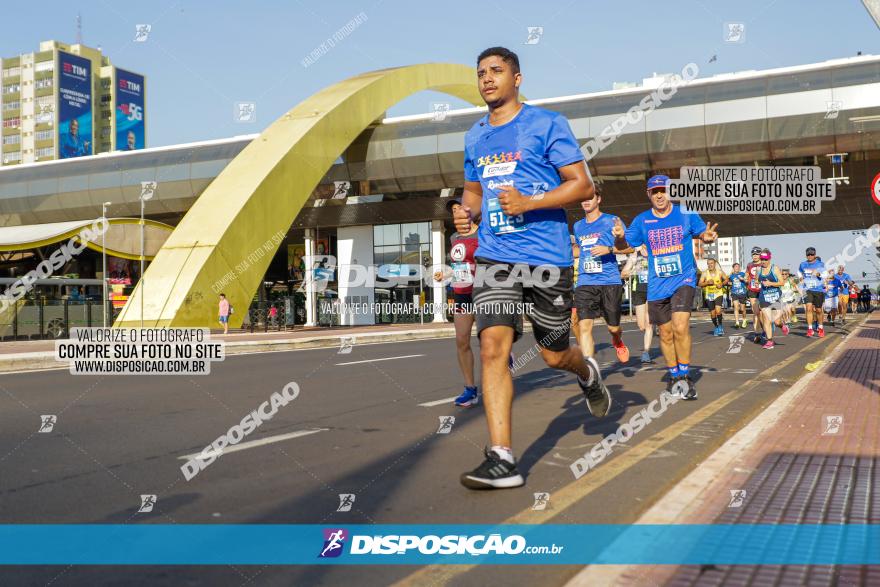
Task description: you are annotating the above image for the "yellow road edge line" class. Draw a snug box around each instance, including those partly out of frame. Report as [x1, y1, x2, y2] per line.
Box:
[392, 333, 837, 587]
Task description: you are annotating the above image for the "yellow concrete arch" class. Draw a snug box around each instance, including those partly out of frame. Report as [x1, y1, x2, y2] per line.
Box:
[115, 63, 484, 328]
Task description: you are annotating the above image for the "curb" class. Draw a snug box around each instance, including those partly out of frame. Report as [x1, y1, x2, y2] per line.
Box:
[564, 315, 867, 587]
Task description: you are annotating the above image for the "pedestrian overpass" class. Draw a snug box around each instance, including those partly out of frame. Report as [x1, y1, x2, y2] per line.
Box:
[0, 56, 878, 327]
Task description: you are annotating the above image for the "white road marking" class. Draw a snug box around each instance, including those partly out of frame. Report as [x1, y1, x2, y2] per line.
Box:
[336, 354, 424, 366]
[418, 396, 458, 407]
[178, 428, 328, 460]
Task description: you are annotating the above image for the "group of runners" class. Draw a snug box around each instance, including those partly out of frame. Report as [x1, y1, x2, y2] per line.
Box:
[436, 46, 870, 491]
[705, 250, 860, 349]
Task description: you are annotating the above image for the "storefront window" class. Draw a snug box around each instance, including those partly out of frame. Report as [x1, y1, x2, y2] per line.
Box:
[373, 222, 432, 324]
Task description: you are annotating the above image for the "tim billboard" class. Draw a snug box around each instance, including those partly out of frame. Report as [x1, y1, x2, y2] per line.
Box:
[115, 68, 146, 151]
[57, 51, 93, 159]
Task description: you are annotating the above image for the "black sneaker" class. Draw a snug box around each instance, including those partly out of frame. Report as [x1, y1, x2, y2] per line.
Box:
[460, 448, 524, 490]
[578, 356, 611, 417]
[665, 375, 681, 397]
[681, 375, 697, 400]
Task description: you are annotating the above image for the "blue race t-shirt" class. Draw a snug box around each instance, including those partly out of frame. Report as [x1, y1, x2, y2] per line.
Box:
[825, 279, 839, 298]
[464, 103, 584, 267]
[623, 205, 707, 301]
[798, 260, 826, 292]
[834, 272, 852, 290]
[729, 271, 747, 296]
[573, 213, 624, 286]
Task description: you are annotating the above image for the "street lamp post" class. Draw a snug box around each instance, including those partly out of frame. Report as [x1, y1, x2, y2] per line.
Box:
[139, 188, 154, 329]
[101, 201, 111, 327]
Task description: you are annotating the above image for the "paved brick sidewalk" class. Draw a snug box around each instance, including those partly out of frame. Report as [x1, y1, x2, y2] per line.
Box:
[572, 314, 880, 587]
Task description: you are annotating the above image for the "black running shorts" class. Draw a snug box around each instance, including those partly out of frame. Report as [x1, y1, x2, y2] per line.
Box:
[805, 290, 825, 307]
[574, 284, 623, 326]
[631, 286, 648, 307]
[472, 257, 573, 352]
[648, 285, 696, 325]
[452, 292, 473, 315]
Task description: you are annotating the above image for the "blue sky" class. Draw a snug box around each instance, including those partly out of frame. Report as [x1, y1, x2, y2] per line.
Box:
[3, 0, 880, 281]
[4, 0, 877, 146]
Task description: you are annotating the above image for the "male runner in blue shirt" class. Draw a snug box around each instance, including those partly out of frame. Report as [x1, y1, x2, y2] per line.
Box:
[798, 247, 826, 337]
[728, 262, 748, 329]
[453, 47, 609, 490]
[612, 175, 718, 399]
[834, 265, 854, 325]
[573, 193, 630, 363]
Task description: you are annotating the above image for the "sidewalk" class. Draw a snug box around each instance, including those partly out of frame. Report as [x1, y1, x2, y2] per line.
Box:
[570, 314, 880, 586]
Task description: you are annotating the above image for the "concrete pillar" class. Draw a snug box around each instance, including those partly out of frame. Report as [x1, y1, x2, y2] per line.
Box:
[431, 219, 447, 323]
[337, 225, 375, 325]
[304, 229, 317, 327]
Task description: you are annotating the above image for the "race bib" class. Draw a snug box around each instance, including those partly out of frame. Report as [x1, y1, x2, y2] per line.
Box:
[761, 289, 781, 304]
[487, 197, 526, 235]
[804, 274, 820, 289]
[654, 254, 682, 278]
[637, 269, 648, 284]
[582, 257, 602, 274]
[452, 262, 473, 284]
[705, 292, 718, 301]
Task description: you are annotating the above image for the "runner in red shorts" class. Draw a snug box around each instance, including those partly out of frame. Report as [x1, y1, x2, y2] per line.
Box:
[434, 198, 481, 407]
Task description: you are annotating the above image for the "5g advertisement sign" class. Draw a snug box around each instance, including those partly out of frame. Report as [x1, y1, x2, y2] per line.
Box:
[115, 68, 146, 151]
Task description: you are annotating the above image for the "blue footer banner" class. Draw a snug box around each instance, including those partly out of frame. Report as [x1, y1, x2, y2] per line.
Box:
[0, 524, 877, 565]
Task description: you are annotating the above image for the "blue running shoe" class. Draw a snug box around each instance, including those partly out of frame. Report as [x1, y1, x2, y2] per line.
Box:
[454, 386, 480, 407]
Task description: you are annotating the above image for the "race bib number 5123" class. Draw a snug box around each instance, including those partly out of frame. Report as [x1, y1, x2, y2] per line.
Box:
[487, 197, 526, 234]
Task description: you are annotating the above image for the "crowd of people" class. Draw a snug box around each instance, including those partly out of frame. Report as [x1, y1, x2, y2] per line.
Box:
[433, 45, 873, 491]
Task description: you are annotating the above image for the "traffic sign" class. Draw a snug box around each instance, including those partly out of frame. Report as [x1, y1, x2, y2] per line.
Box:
[872, 171, 880, 206]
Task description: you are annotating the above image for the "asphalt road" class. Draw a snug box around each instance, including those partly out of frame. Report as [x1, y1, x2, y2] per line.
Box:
[0, 313, 860, 587]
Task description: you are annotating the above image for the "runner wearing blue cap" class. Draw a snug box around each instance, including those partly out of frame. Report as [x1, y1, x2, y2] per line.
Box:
[798, 247, 825, 337]
[612, 175, 718, 399]
[453, 47, 610, 490]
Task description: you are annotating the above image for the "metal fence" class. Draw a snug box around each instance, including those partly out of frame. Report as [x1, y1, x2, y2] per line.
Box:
[0, 299, 112, 340]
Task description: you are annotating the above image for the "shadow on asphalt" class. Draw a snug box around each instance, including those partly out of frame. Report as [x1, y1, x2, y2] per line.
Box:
[517, 382, 649, 479]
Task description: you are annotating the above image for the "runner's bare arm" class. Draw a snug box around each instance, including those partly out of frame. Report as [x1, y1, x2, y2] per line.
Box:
[620, 253, 636, 279]
[496, 161, 594, 216]
[455, 181, 483, 233]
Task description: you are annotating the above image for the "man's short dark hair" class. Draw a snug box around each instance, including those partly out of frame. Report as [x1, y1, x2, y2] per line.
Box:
[477, 47, 520, 74]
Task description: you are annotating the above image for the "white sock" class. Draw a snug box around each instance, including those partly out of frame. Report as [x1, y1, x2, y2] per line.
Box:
[580, 358, 596, 386]
[490, 445, 515, 464]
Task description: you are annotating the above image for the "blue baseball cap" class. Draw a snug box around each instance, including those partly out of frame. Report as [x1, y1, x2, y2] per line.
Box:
[646, 175, 670, 191]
